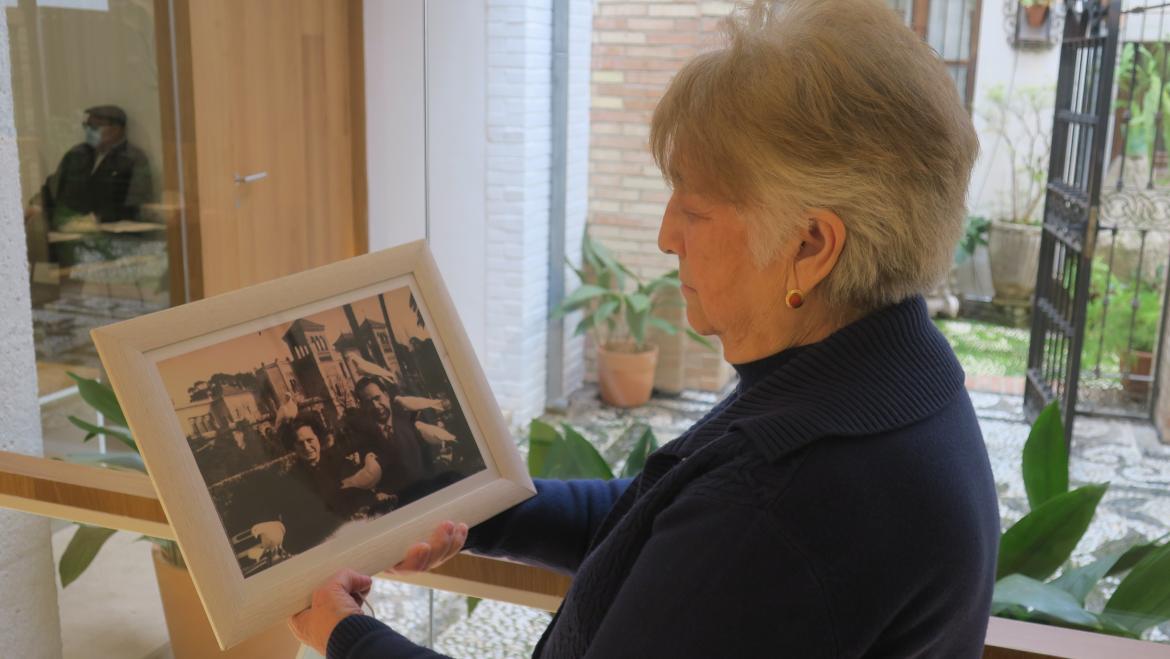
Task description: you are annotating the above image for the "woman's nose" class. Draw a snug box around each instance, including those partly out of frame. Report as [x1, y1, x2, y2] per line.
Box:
[658, 204, 682, 256]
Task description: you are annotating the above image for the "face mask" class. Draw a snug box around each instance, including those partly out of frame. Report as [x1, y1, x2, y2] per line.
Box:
[84, 125, 103, 147]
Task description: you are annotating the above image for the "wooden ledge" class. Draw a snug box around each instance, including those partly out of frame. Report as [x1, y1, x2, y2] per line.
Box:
[0, 450, 171, 538]
[0, 450, 568, 609]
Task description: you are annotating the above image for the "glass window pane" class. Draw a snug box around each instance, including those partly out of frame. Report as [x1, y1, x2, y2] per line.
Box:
[7, 0, 180, 458]
[887, 0, 915, 28]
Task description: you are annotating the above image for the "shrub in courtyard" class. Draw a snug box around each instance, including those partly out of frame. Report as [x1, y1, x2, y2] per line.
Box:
[992, 402, 1170, 638]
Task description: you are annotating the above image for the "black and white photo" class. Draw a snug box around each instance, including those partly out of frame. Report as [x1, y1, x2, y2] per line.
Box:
[156, 286, 486, 577]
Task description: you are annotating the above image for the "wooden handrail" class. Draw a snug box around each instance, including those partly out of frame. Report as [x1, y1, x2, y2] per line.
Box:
[0, 450, 171, 538]
[0, 449, 569, 610]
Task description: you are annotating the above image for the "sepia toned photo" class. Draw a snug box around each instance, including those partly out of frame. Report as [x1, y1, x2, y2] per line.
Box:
[155, 285, 486, 578]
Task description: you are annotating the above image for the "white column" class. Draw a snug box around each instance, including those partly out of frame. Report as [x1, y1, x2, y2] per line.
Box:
[484, 0, 554, 423]
[0, 13, 64, 659]
[558, 0, 593, 396]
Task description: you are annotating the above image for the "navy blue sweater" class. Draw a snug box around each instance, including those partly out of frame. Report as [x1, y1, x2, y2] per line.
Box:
[328, 297, 1001, 658]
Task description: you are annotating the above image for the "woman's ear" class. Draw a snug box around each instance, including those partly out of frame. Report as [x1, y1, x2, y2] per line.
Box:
[793, 209, 846, 291]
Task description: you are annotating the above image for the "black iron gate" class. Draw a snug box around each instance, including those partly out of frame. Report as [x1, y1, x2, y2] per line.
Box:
[1025, 0, 1122, 438]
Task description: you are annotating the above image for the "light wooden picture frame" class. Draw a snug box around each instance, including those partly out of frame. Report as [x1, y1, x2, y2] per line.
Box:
[92, 240, 534, 649]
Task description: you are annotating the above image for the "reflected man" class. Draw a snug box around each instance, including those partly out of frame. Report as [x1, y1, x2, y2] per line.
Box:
[37, 105, 153, 227]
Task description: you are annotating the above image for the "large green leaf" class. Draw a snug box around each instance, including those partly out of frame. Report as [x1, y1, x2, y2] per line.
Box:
[565, 256, 588, 284]
[1103, 541, 1170, 636]
[67, 372, 127, 426]
[527, 420, 560, 478]
[1050, 550, 1125, 606]
[998, 484, 1108, 581]
[67, 416, 138, 453]
[590, 299, 620, 333]
[1022, 402, 1068, 510]
[647, 316, 679, 336]
[992, 574, 1103, 630]
[557, 425, 614, 480]
[59, 525, 118, 587]
[627, 293, 651, 314]
[620, 424, 659, 478]
[590, 237, 636, 283]
[1108, 534, 1169, 576]
[643, 271, 681, 296]
[574, 313, 597, 337]
[685, 327, 716, 351]
[627, 308, 649, 348]
[586, 235, 630, 291]
[553, 285, 610, 316]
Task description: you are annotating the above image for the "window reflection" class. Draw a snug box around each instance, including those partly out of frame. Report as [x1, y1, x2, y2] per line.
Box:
[8, 0, 175, 457]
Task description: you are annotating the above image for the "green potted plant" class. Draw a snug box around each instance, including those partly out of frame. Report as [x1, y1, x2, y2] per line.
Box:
[1111, 43, 1170, 190]
[1083, 261, 1162, 398]
[979, 85, 1053, 303]
[1020, 0, 1052, 28]
[554, 233, 711, 408]
[993, 402, 1170, 638]
[60, 373, 299, 658]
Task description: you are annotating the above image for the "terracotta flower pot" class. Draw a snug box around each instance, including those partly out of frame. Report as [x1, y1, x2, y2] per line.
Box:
[152, 546, 300, 658]
[597, 342, 659, 408]
[1121, 350, 1155, 399]
[1024, 3, 1050, 27]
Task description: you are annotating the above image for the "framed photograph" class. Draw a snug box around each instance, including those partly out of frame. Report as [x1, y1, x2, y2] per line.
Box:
[92, 240, 534, 649]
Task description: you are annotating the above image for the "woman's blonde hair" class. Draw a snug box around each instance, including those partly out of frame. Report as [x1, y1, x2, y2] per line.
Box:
[650, 0, 979, 311]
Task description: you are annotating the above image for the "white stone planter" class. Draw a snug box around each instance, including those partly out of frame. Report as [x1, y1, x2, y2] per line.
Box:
[989, 221, 1043, 302]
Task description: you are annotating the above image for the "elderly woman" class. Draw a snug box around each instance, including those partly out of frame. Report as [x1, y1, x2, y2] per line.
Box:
[291, 0, 999, 656]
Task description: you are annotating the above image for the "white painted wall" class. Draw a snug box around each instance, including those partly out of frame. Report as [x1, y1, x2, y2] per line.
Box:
[0, 12, 65, 659]
[425, 0, 487, 365]
[363, 0, 486, 360]
[365, 0, 592, 424]
[363, 0, 426, 251]
[967, 3, 1061, 220]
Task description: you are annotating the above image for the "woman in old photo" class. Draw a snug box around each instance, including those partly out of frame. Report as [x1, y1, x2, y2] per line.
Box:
[292, 1, 1000, 656]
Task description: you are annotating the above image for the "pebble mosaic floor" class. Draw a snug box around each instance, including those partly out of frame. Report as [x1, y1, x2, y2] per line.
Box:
[366, 385, 1170, 653]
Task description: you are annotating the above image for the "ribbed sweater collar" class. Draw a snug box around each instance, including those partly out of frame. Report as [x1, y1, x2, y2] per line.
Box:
[732, 344, 808, 393]
[668, 296, 965, 463]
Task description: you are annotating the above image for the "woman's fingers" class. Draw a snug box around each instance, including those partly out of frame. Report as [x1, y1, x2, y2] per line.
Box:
[441, 523, 469, 563]
[392, 542, 432, 573]
[390, 521, 468, 574]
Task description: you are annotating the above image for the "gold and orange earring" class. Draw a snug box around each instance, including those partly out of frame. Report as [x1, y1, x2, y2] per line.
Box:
[786, 258, 805, 309]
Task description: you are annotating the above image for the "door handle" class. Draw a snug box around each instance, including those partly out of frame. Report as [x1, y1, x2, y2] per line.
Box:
[233, 171, 268, 184]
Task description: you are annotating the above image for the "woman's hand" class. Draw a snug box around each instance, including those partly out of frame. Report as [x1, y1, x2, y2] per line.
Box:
[391, 520, 469, 574]
[287, 521, 469, 653]
[288, 568, 371, 654]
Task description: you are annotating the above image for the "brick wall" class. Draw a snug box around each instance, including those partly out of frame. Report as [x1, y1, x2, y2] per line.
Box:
[586, 0, 735, 392]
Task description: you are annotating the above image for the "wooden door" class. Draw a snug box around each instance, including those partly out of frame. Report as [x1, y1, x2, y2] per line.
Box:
[167, 0, 366, 300]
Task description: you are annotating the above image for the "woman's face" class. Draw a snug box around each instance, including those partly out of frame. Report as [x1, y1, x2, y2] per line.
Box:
[293, 425, 322, 466]
[658, 187, 789, 357]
